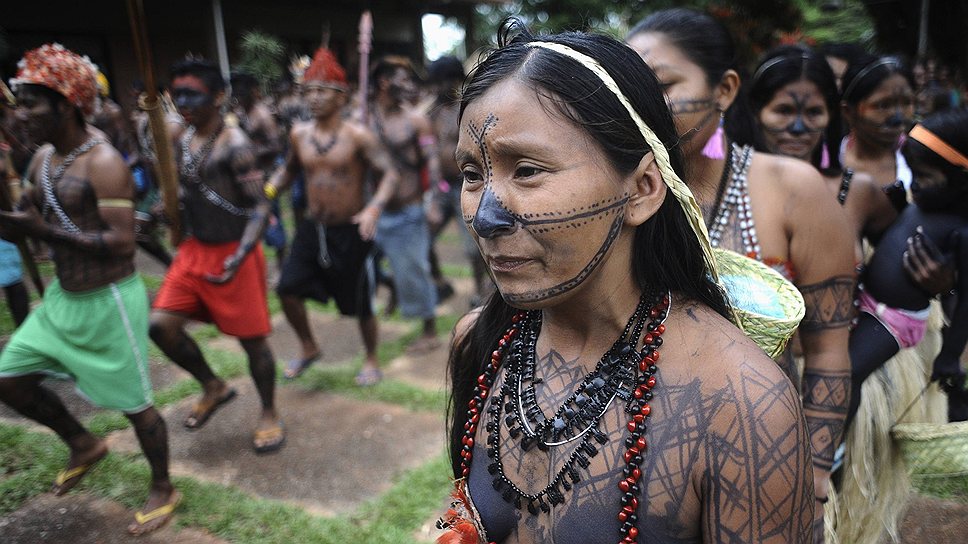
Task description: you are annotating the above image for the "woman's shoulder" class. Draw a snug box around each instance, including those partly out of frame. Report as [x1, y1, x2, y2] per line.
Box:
[750, 151, 827, 197]
[661, 299, 797, 403]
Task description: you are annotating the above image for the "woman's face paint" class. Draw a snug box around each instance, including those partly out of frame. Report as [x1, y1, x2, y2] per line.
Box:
[758, 79, 828, 162]
[627, 31, 721, 159]
[850, 73, 914, 148]
[457, 79, 632, 307]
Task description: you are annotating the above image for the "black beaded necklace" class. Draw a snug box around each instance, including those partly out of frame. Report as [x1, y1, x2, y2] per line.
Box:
[457, 290, 670, 544]
[311, 126, 339, 155]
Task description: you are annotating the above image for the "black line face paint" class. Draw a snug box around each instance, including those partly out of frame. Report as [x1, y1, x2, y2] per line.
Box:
[503, 211, 626, 304]
[459, 108, 631, 304]
[668, 97, 714, 115]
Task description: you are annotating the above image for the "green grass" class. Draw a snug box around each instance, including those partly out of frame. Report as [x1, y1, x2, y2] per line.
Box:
[0, 423, 452, 543]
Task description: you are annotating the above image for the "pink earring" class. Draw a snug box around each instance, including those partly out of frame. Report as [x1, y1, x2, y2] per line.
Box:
[701, 113, 726, 160]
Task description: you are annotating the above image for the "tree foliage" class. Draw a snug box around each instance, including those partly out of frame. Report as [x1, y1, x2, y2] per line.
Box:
[236, 30, 285, 94]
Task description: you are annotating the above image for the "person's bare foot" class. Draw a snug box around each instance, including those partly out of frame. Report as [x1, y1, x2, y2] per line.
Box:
[52, 437, 108, 496]
[128, 486, 181, 535]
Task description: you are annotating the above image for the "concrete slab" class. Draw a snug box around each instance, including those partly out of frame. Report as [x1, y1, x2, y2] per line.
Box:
[108, 378, 445, 516]
[0, 357, 191, 426]
[0, 493, 227, 544]
[208, 312, 410, 368]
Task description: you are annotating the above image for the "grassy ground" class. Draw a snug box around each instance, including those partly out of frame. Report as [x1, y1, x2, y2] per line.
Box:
[0, 229, 464, 542]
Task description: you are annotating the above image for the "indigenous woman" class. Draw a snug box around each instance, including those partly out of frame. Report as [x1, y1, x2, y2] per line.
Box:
[748, 44, 897, 256]
[441, 23, 814, 544]
[626, 8, 856, 523]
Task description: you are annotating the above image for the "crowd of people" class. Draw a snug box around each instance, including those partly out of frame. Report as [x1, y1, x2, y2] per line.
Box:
[0, 6, 965, 543]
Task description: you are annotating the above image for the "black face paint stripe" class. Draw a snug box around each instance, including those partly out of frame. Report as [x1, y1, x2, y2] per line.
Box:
[503, 210, 625, 304]
[669, 97, 714, 115]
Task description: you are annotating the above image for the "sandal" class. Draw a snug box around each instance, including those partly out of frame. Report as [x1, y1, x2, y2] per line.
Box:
[253, 421, 286, 454]
[354, 367, 383, 387]
[284, 353, 321, 379]
[184, 388, 238, 430]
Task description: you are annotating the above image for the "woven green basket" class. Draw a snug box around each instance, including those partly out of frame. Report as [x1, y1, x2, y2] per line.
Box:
[892, 421, 968, 476]
[714, 248, 805, 359]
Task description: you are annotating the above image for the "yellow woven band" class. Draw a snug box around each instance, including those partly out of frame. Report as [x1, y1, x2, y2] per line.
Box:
[97, 198, 134, 208]
[526, 41, 717, 280]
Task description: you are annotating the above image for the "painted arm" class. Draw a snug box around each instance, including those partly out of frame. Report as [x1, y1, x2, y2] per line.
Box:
[205, 143, 269, 284]
[352, 125, 401, 241]
[788, 166, 856, 517]
[265, 128, 303, 197]
[0, 145, 135, 257]
[703, 358, 815, 543]
[414, 112, 443, 228]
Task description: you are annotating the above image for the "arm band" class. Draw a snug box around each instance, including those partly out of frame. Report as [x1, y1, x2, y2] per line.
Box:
[97, 198, 134, 208]
[264, 183, 278, 200]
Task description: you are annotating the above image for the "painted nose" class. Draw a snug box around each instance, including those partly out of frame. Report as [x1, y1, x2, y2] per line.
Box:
[787, 116, 807, 136]
[472, 186, 517, 239]
[886, 111, 905, 127]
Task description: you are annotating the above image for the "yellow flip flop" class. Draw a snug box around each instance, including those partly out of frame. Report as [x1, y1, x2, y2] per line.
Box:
[130, 491, 182, 535]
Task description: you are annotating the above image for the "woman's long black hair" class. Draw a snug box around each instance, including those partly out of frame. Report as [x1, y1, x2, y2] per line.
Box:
[627, 8, 759, 151]
[748, 44, 844, 177]
[446, 21, 731, 478]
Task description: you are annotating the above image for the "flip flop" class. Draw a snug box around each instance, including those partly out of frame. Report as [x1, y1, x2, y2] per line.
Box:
[51, 447, 108, 496]
[284, 353, 321, 379]
[253, 421, 286, 454]
[354, 367, 383, 387]
[128, 490, 182, 535]
[184, 388, 238, 430]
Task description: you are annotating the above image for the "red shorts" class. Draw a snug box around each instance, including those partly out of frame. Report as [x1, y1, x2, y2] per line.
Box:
[153, 238, 271, 338]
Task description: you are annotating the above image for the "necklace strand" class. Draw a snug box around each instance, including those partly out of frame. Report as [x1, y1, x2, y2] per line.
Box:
[454, 291, 671, 543]
[41, 138, 102, 234]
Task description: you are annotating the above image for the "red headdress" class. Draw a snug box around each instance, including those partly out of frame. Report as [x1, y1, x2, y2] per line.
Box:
[12, 43, 98, 116]
[302, 48, 348, 90]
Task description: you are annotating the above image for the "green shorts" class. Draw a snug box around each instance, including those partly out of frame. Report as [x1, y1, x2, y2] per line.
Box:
[0, 274, 153, 413]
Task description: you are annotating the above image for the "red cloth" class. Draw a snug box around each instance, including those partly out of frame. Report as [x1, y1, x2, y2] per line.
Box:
[153, 238, 271, 338]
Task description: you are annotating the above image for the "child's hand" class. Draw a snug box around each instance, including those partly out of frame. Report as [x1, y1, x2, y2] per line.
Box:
[904, 227, 957, 296]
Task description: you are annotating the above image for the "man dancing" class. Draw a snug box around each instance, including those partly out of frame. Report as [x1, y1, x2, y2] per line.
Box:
[0, 44, 179, 535]
[266, 48, 399, 384]
[149, 59, 283, 453]
[369, 56, 442, 353]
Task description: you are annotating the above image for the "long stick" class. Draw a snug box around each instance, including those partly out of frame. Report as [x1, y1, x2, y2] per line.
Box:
[0, 159, 44, 296]
[126, 0, 182, 246]
[357, 10, 373, 124]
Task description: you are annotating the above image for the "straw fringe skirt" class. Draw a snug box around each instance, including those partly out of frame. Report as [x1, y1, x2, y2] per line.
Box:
[822, 301, 947, 544]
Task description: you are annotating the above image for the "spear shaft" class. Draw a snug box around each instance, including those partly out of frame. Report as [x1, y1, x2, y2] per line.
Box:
[357, 10, 373, 124]
[126, 0, 182, 246]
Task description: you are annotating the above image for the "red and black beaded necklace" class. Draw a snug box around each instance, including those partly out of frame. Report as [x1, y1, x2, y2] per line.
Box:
[457, 290, 670, 544]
